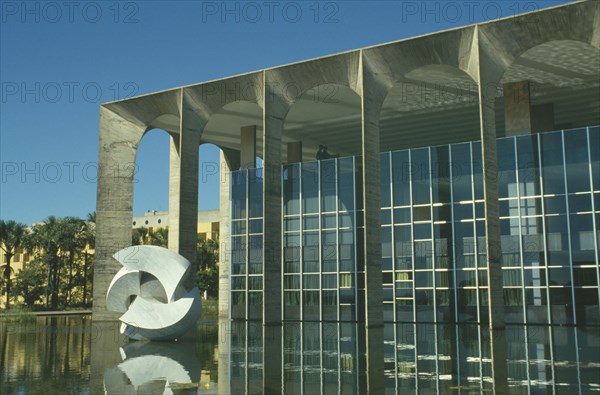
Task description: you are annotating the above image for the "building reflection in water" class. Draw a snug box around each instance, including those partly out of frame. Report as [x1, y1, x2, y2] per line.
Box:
[225, 321, 600, 394]
[1, 316, 598, 394]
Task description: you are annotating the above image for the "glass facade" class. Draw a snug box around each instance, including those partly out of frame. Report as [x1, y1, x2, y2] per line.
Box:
[230, 168, 264, 320]
[230, 127, 600, 325]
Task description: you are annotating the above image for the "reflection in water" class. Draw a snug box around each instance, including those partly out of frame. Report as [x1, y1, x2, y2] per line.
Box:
[103, 341, 201, 394]
[0, 316, 91, 394]
[1, 316, 599, 394]
[228, 322, 600, 394]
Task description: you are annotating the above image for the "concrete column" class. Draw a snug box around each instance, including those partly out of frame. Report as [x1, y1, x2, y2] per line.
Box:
[476, 26, 507, 394]
[168, 98, 201, 290]
[503, 81, 555, 136]
[360, 50, 384, 394]
[532, 103, 555, 133]
[240, 125, 257, 169]
[93, 106, 146, 321]
[503, 80, 533, 136]
[217, 318, 232, 395]
[286, 141, 302, 164]
[262, 73, 283, 394]
[218, 148, 240, 320]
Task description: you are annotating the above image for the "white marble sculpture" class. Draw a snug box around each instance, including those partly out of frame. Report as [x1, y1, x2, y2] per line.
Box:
[106, 245, 201, 341]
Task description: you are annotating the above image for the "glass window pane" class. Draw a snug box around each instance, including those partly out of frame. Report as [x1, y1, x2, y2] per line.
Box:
[232, 235, 246, 274]
[434, 223, 452, 269]
[569, 214, 595, 265]
[545, 215, 570, 267]
[415, 271, 433, 288]
[516, 135, 541, 197]
[302, 162, 319, 214]
[248, 235, 262, 274]
[451, 143, 473, 202]
[544, 195, 566, 215]
[248, 168, 263, 218]
[321, 159, 337, 212]
[338, 157, 355, 211]
[392, 151, 411, 207]
[284, 164, 300, 215]
[232, 170, 247, 219]
[500, 218, 520, 267]
[381, 152, 391, 207]
[414, 223, 432, 240]
[432, 146, 451, 204]
[394, 225, 413, 270]
[540, 131, 565, 195]
[497, 137, 517, 198]
[590, 126, 600, 191]
[382, 227, 392, 270]
[415, 241, 433, 270]
[455, 222, 476, 268]
[472, 142, 484, 200]
[412, 148, 431, 205]
[564, 128, 591, 193]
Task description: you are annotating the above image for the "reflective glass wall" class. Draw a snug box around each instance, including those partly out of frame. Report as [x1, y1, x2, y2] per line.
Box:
[281, 158, 364, 321]
[230, 127, 600, 325]
[230, 168, 264, 320]
[380, 127, 600, 325]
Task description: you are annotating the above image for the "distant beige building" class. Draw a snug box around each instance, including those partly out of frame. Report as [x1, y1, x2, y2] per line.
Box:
[132, 210, 220, 241]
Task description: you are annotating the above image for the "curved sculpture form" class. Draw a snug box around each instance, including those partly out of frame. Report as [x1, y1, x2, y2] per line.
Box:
[106, 245, 201, 341]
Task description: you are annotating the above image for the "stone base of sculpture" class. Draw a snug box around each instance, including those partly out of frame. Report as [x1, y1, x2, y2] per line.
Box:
[106, 245, 201, 341]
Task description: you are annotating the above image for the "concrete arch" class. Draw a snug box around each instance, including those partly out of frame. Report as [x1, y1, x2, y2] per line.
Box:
[265, 51, 361, 121]
[283, 83, 362, 158]
[183, 72, 264, 125]
[199, 100, 263, 160]
[362, 26, 478, 110]
[478, 0, 599, 87]
[103, 89, 182, 132]
[379, 62, 480, 150]
[497, 39, 600, 134]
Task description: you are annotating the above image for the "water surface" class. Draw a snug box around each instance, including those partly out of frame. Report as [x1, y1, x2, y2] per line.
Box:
[1, 316, 599, 394]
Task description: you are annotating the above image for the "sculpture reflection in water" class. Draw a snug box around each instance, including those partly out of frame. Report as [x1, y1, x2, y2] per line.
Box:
[103, 341, 201, 394]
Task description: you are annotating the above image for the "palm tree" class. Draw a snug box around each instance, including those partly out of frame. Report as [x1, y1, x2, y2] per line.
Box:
[60, 217, 86, 305]
[27, 216, 63, 309]
[149, 227, 168, 247]
[132, 227, 149, 246]
[0, 220, 28, 309]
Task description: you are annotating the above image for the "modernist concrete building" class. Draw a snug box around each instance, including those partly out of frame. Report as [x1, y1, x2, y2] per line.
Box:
[93, 0, 599, 391]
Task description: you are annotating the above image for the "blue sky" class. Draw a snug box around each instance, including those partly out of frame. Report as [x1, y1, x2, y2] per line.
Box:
[0, 0, 573, 225]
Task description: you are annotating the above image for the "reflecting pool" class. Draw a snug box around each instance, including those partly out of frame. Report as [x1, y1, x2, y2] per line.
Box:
[1, 316, 599, 394]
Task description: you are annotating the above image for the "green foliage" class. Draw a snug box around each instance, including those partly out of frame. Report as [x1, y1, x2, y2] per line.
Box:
[131, 227, 168, 247]
[196, 238, 219, 298]
[12, 258, 46, 307]
[149, 227, 168, 247]
[132, 227, 149, 246]
[9, 214, 96, 310]
[0, 219, 28, 309]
